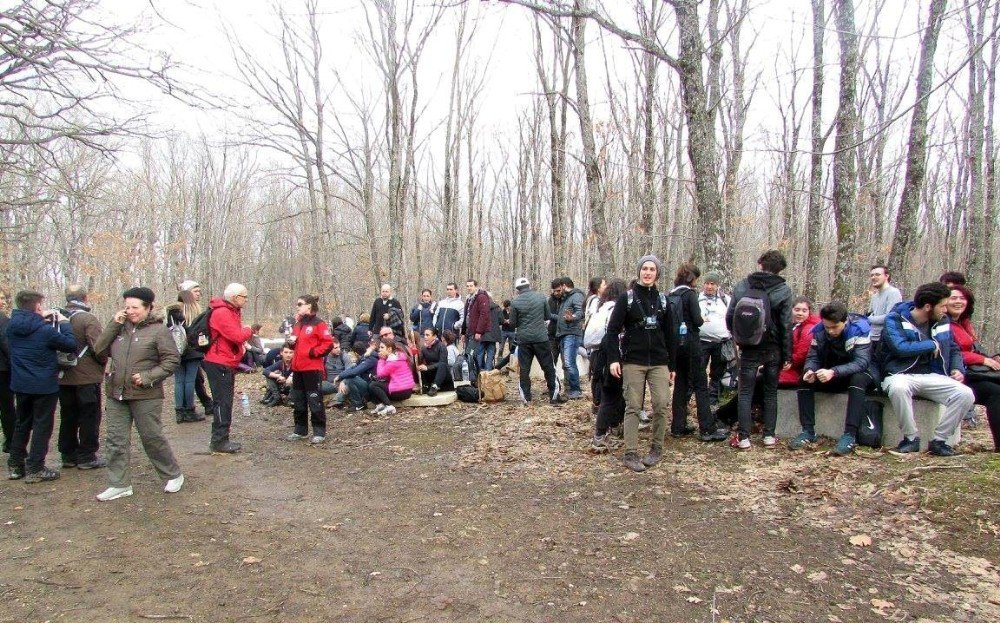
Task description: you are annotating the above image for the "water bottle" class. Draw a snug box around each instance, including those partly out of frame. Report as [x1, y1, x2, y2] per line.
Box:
[679, 322, 688, 337]
[461, 360, 470, 382]
[240, 392, 250, 418]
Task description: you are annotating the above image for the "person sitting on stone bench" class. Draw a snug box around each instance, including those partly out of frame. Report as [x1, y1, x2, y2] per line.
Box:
[881, 282, 974, 456]
[416, 327, 453, 397]
[790, 301, 876, 455]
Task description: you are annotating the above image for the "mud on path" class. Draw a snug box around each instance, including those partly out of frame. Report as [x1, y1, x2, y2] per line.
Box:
[1, 374, 999, 623]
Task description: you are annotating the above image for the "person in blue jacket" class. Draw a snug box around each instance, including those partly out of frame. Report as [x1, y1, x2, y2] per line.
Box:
[335, 340, 380, 411]
[6, 290, 78, 482]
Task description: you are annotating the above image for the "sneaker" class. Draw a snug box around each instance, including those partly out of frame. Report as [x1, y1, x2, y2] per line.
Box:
[164, 474, 185, 493]
[309, 435, 326, 444]
[895, 436, 921, 453]
[671, 425, 696, 438]
[550, 394, 568, 405]
[833, 433, 857, 456]
[788, 431, 816, 450]
[621, 452, 647, 472]
[427, 384, 439, 397]
[590, 433, 609, 453]
[699, 428, 730, 442]
[286, 432, 308, 441]
[96, 486, 133, 501]
[382, 405, 396, 416]
[61, 456, 77, 468]
[210, 440, 242, 454]
[730, 436, 751, 450]
[763, 435, 778, 448]
[641, 445, 663, 467]
[567, 390, 585, 400]
[77, 457, 107, 470]
[349, 404, 366, 413]
[370, 404, 386, 415]
[8, 465, 24, 480]
[23, 467, 60, 483]
[928, 439, 956, 457]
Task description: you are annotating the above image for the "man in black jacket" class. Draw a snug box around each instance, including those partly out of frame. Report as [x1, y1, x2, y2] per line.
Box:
[605, 255, 677, 472]
[417, 328, 453, 396]
[369, 284, 403, 338]
[0, 291, 13, 454]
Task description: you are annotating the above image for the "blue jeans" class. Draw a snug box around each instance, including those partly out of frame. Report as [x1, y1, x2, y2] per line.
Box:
[173, 359, 201, 410]
[342, 376, 369, 408]
[560, 334, 582, 393]
[478, 341, 496, 371]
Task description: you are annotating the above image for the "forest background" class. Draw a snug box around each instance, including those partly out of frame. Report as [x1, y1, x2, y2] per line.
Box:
[1, 0, 997, 341]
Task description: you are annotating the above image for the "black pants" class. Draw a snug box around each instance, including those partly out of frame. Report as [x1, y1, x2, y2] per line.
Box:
[701, 340, 728, 404]
[967, 379, 1000, 451]
[203, 361, 235, 446]
[0, 370, 15, 453]
[549, 337, 561, 367]
[368, 378, 413, 405]
[737, 348, 781, 439]
[264, 378, 291, 399]
[58, 383, 102, 463]
[595, 382, 625, 436]
[291, 370, 326, 436]
[517, 341, 559, 402]
[796, 371, 873, 436]
[8, 392, 59, 471]
[672, 340, 719, 434]
[419, 365, 453, 390]
[195, 365, 212, 409]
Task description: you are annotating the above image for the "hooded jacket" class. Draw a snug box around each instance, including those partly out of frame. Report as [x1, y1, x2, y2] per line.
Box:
[779, 314, 821, 385]
[204, 298, 253, 369]
[726, 271, 793, 362]
[95, 312, 180, 401]
[376, 353, 416, 395]
[603, 283, 677, 369]
[882, 301, 964, 377]
[552, 287, 585, 337]
[291, 314, 334, 374]
[803, 315, 873, 379]
[510, 288, 549, 344]
[6, 309, 78, 395]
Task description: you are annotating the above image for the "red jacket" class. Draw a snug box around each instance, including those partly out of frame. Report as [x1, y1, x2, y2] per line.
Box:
[779, 314, 820, 386]
[951, 319, 986, 366]
[204, 298, 253, 369]
[291, 315, 334, 374]
[467, 290, 492, 337]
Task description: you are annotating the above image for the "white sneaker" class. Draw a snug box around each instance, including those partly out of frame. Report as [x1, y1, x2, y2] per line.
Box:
[286, 432, 308, 441]
[309, 435, 325, 444]
[382, 405, 396, 415]
[164, 474, 185, 493]
[97, 486, 133, 501]
[370, 405, 385, 415]
[763, 436, 778, 448]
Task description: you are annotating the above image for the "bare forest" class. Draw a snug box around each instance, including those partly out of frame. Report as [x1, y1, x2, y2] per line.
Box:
[1, 0, 998, 339]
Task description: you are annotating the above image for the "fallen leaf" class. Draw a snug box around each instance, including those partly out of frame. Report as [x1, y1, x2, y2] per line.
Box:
[620, 532, 640, 542]
[242, 556, 261, 565]
[686, 596, 702, 604]
[808, 571, 828, 583]
[871, 598, 894, 609]
[790, 564, 805, 574]
[849, 534, 873, 547]
[673, 585, 692, 593]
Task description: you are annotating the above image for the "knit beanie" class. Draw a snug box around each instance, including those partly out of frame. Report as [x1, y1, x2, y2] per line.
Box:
[122, 287, 155, 305]
[703, 271, 723, 284]
[636, 255, 662, 279]
[178, 280, 200, 292]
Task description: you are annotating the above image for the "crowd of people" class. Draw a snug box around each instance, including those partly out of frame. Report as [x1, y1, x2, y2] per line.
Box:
[1, 252, 998, 497]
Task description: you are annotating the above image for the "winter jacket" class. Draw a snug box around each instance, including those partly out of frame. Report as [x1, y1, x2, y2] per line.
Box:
[779, 314, 820, 385]
[370, 297, 403, 335]
[803, 316, 873, 379]
[351, 322, 372, 350]
[465, 290, 492, 337]
[338, 351, 378, 381]
[165, 302, 205, 362]
[882, 301, 964, 377]
[6, 309, 78, 395]
[482, 301, 503, 343]
[726, 271, 793, 362]
[262, 359, 292, 380]
[698, 292, 731, 343]
[510, 288, 550, 344]
[547, 294, 562, 339]
[433, 296, 464, 335]
[603, 284, 677, 369]
[410, 301, 437, 332]
[291, 314, 334, 374]
[552, 287, 585, 337]
[951, 320, 988, 366]
[324, 350, 351, 378]
[95, 312, 180, 401]
[419, 338, 449, 372]
[0, 310, 10, 373]
[669, 285, 703, 337]
[204, 298, 252, 369]
[59, 303, 108, 386]
[376, 353, 415, 394]
[332, 322, 353, 350]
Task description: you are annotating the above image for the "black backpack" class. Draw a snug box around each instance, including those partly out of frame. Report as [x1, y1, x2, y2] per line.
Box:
[857, 399, 884, 448]
[666, 287, 690, 346]
[456, 384, 480, 403]
[186, 308, 214, 353]
[732, 287, 772, 347]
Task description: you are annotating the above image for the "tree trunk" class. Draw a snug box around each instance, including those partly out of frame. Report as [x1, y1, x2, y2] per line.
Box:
[830, 0, 860, 303]
[804, 0, 826, 301]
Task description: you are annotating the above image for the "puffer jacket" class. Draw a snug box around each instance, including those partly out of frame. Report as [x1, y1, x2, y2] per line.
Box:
[779, 314, 820, 385]
[291, 314, 334, 374]
[882, 301, 964, 377]
[95, 312, 180, 401]
[510, 289, 550, 344]
[804, 315, 873, 379]
[376, 353, 415, 394]
[6, 309, 78, 394]
[552, 287, 585, 337]
[204, 298, 252, 369]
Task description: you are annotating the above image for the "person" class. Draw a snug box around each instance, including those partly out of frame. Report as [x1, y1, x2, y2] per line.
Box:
[178, 281, 213, 417]
[5, 290, 78, 482]
[726, 249, 793, 450]
[352, 313, 372, 349]
[442, 330, 460, 381]
[463, 280, 491, 377]
[778, 297, 821, 386]
[868, 265, 902, 343]
[588, 279, 627, 452]
[243, 323, 266, 369]
[584, 277, 606, 325]
[552, 277, 585, 399]
[337, 341, 379, 412]
[320, 339, 351, 405]
[203, 283, 253, 454]
[0, 291, 13, 454]
[606, 255, 677, 472]
[57, 284, 108, 470]
[499, 300, 516, 359]
[881, 282, 974, 456]
[369, 284, 403, 337]
[92, 287, 183, 501]
[432, 283, 464, 336]
[479, 293, 503, 372]
[410, 289, 437, 336]
[166, 288, 207, 423]
[286, 294, 333, 444]
[547, 279, 564, 367]
[509, 277, 564, 405]
[939, 271, 967, 288]
[698, 272, 731, 406]
[946, 285, 1000, 451]
[669, 264, 729, 442]
[791, 301, 876, 455]
[417, 327, 453, 396]
[367, 337, 415, 415]
[261, 343, 294, 406]
[329, 317, 353, 352]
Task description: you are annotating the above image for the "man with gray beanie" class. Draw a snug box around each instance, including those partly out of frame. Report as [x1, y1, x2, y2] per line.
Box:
[604, 255, 677, 472]
[509, 277, 565, 405]
[698, 271, 732, 406]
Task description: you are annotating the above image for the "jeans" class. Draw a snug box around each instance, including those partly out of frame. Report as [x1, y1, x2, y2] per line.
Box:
[516, 341, 560, 402]
[291, 370, 325, 436]
[797, 371, 874, 436]
[343, 376, 369, 408]
[500, 331, 516, 357]
[737, 348, 780, 439]
[8, 392, 59, 471]
[478, 340, 496, 372]
[203, 361, 236, 446]
[622, 364, 671, 453]
[882, 373, 974, 441]
[58, 383, 102, 463]
[560, 334, 582, 393]
[173, 359, 201, 410]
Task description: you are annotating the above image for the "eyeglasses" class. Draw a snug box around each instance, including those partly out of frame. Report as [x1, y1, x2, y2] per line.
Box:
[296, 302, 309, 307]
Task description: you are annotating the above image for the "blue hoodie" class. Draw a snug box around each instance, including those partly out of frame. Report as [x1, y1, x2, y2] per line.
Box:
[6, 309, 78, 395]
[881, 301, 964, 377]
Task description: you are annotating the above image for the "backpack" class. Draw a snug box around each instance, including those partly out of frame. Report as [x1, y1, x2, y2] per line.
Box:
[54, 309, 89, 370]
[167, 314, 188, 356]
[666, 286, 691, 346]
[186, 308, 214, 353]
[731, 287, 772, 347]
[857, 399, 884, 448]
[583, 302, 613, 349]
[455, 384, 480, 403]
[478, 369, 506, 402]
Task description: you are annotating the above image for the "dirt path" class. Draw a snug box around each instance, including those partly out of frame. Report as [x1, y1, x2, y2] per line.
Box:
[1, 376, 998, 623]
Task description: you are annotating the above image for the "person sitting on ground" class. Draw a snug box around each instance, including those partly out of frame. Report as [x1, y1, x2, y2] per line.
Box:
[286, 294, 334, 444]
[351, 313, 371, 350]
[442, 329, 460, 381]
[946, 285, 1000, 452]
[881, 282, 974, 456]
[336, 341, 378, 412]
[367, 337, 415, 415]
[261, 343, 294, 407]
[417, 327, 453, 396]
[589, 279, 627, 453]
[791, 301, 876, 455]
[329, 316, 353, 352]
[320, 339, 351, 406]
[779, 297, 821, 387]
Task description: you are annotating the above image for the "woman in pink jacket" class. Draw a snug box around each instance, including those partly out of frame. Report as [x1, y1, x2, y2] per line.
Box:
[367, 337, 415, 415]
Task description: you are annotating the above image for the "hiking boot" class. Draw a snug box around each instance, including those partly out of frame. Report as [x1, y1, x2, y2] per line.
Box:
[833, 433, 857, 456]
[671, 425, 696, 438]
[427, 384, 439, 397]
[164, 474, 185, 493]
[895, 436, 921, 453]
[370, 404, 386, 415]
[286, 432, 308, 441]
[699, 428, 729, 442]
[928, 439, 956, 457]
[590, 433, 609, 453]
[763, 435, 778, 448]
[621, 452, 647, 472]
[77, 457, 107, 470]
[210, 440, 242, 454]
[8, 465, 24, 480]
[61, 456, 77, 469]
[567, 390, 585, 400]
[175, 408, 187, 424]
[788, 431, 816, 450]
[641, 445, 663, 467]
[188, 408, 206, 422]
[97, 486, 133, 501]
[23, 467, 60, 483]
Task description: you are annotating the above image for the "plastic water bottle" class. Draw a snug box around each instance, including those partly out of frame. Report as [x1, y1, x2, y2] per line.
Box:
[679, 322, 688, 337]
[240, 392, 250, 418]
[461, 360, 470, 382]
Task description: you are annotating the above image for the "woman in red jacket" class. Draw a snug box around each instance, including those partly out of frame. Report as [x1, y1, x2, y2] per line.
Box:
[947, 285, 1000, 451]
[288, 294, 334, 444]
[779, 297, 820, 387]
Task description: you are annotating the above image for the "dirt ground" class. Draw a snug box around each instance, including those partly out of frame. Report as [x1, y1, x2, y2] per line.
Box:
[2, 372, 999, 623]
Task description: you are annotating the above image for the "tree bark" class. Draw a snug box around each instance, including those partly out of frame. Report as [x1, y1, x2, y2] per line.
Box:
[830, 0, 860, 302]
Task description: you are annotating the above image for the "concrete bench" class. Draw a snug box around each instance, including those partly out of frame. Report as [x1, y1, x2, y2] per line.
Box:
[775, 389, 961, 450]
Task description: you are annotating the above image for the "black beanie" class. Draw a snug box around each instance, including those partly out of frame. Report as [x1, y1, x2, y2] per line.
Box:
[122, 287, 155, 305]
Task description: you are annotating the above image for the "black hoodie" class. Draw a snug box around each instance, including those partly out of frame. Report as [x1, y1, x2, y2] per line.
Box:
[725, 271, 793, 362]
[603, 283, 677, 369]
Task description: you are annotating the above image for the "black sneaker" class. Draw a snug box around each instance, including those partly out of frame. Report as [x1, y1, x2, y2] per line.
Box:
[928, 439, 956, 457]
[641, 445, 663, 467]
[895, 436, 921, 453]
[61, 456, 78, 469]
[8, 465, 24, 480]
[550, 394, 568, 405]
[621, 452, 647, 473]
[671, 425, 696, 438]
[24, 467, 60, 483]
[699, 428, 730, 442]
[77, 457, 107, 470]
[210, 441, 242, 454]
[427, 384, 439, 397]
